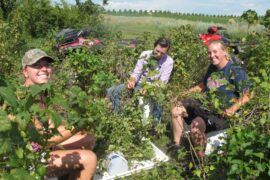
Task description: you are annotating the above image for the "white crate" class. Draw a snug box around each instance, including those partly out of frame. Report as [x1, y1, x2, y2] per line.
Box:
[205, 129, 227, 155]
[94, 142, 169, 180]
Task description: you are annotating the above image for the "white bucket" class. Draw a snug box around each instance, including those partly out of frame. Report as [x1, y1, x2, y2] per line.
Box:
[103, 152, 129, 176]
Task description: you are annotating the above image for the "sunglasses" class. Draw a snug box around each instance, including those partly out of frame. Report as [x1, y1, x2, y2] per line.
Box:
[29, 62, 52, 69]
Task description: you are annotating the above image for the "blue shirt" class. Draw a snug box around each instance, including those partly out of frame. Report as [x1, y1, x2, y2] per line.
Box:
[203, 60, 249, 109]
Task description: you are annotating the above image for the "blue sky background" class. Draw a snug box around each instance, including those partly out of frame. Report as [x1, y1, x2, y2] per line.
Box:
[63, 0, 270, 16]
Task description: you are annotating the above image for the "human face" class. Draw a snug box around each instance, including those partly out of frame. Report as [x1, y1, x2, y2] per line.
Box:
[152, 44, 168, 60]
[23, 58, 52, 86]
[208, 43, 228, 69]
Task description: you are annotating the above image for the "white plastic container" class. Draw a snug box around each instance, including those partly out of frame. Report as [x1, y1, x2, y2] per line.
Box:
[102, 152, 129, 176]
[94, 142, 169, 180]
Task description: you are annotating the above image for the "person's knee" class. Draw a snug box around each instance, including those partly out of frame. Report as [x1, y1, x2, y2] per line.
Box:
[81, 150, 97, 167]
[171, 105, 188, 119]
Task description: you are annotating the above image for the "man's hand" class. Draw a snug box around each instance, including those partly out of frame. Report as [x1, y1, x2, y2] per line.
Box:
[127, 81, 135, 89]
[139, 88, 147, 95]
[127, 77, 136, 89]
[223, 107, 235, 117]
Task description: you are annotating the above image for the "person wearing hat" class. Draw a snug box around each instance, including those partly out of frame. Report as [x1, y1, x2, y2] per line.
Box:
[22, 49, 97, 179]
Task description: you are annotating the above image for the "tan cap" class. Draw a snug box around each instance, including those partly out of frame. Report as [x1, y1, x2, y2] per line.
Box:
[22, 49, 54, 68]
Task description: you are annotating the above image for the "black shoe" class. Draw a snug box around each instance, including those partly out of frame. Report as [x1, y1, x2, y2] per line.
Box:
[147, 126, 157, 136]
[166, 143, 180, 153]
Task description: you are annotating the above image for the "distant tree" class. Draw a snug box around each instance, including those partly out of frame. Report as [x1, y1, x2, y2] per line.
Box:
[132, 9, 137, 14]
[102, 0, 108, 5]
[0, 0, 16, 20]
[262, 9, 270, 29]
[241, 9, 258, 29]
[75, 0, 99, 15]
[76, 0, 108, 6]
[143, 10, 147, 15]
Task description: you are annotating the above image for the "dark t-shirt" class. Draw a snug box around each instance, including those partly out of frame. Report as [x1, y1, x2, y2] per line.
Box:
[203, 60, 249, 109]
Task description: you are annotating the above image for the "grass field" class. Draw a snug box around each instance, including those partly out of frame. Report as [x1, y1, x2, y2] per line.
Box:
[102, 14, 265, 39]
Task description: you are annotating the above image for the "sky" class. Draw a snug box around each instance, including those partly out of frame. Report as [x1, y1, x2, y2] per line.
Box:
[61, 0, 270, 16]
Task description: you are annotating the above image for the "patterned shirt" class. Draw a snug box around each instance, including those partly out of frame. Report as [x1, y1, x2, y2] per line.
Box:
[130, 50, 174, 84]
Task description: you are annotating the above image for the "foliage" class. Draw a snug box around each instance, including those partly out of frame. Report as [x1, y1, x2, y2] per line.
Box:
[0, 20, 25, 77]
[165, 25, 208, 103]
[0, 82, 64, 179]
[54, 49, 116, 96]
[106, 9, 239, 24]
[2, 0, 104, 38]
[0, 6, 270, 179]
[0, 0, 16, 19]
[263, 9, 270, 30]
[241, 9, 259, 29]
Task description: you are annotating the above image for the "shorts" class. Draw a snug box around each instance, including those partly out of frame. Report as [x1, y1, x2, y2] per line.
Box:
[181, 98, 228, 133]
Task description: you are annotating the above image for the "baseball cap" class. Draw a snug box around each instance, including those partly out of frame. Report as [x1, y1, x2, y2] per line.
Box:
[22, 49, 54, 68]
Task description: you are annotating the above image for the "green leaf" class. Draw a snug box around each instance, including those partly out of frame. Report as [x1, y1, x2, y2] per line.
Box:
[7, 156, 22, 168]
[29, 85, 42, 97]
[244, 149, 253, 156]
[37, 164, 47, 176]
[0, 137, 12, 154]
[24, 95, 36, 110]
[0, 86, 18, 108]
[230, 164, 238, 174]
[52, 95, 69, 109]
[0, 110, 12, 132]
[50, 111, 62, 128]
[253, 152, 264, 159]
[10, 168, 35, 180]
[29, 84, 50, 97]
[15, 147, 24, 159]
[188, 162, 193, 169]
[26, 152, 36, 160]
[193, 169, 201, 177]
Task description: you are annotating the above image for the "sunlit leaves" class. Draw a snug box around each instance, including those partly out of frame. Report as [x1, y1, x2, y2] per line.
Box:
[0, 86, 17, 108]
[0, 110, 11, 132]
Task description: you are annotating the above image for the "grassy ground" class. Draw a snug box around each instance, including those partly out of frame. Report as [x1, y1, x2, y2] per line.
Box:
[102, 14, 265, 39]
